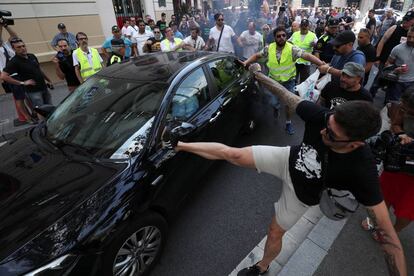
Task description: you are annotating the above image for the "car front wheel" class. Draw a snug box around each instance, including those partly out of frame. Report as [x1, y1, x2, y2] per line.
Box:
[102, 212, 168, 276]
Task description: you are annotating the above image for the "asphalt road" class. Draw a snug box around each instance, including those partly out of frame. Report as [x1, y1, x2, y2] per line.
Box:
[151, 98, 305, 276]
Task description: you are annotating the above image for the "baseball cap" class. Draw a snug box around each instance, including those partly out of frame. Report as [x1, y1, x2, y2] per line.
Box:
[111, 38, 125, 47]
[300, 19, 310, 26]
[342, 62, 365, 78]
[57, 23, 66, 29]
[112, 25, 120, 32]
[403, 10, 414, 22]
[330, 30, 355, 46]
[327, 18, 339, 27]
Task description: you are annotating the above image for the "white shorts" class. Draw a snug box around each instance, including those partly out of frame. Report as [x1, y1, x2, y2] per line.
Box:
[252, 146, 309, 230]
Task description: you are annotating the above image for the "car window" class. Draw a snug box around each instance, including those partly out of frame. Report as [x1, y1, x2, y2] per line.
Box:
[169, 67, 210, 121]
[46, 76, 168, 159]
[208, 57, 244, 91]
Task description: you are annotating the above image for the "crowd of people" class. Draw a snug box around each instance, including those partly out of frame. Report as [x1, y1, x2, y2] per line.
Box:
[0, 4, 414, 275]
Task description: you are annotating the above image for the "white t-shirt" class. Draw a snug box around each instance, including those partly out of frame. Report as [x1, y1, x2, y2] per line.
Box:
[121, 26, 129, 36]
[73, 47, 103, 67]
[239, 30, 263, 59]
[0, 42, 15, 71]
[183, 36, 205, 50]
[126, 25, 139, 39]
[209, 25, 235, 53]
[133, 30, 154, 56]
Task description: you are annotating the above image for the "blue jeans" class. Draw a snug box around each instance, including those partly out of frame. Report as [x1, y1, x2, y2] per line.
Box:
[264, 79, 296, 110]
[26, 90, 52, 107]
[386, 81, 414, 103]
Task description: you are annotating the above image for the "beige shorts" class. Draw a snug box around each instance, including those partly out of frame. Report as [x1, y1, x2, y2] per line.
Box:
[252, 146, 309, 231]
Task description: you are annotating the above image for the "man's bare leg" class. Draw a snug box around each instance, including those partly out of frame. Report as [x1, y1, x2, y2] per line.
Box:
[256, 216, 286, 272]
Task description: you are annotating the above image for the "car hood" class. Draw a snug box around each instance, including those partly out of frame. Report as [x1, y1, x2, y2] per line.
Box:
[0, 130, 127, 261]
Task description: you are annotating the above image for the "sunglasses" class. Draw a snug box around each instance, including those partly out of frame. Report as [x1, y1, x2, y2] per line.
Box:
[10, 38, 23, 43]
[78, 37, 88, 41]
[154, 31, 160, 33]
[324, 113, 356, 143]
[217, 18, 224, 21]
[276, 34, 286, 38]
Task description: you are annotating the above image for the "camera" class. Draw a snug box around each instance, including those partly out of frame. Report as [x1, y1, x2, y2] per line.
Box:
[56, 51, 66, 62]
[370, 130, 414, 174]
[0, 10, 14, 26]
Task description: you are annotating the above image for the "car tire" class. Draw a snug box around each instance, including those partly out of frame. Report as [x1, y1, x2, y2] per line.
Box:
[101, 212, 168, 276]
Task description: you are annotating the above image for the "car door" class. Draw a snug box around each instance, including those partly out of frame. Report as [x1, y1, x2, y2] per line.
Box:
[205, 56, 254, 145]
[142, 66, 230, 214]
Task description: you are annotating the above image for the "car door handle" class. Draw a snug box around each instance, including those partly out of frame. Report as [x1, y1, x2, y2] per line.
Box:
[151, 175, 164, 186]
[222, 98, 232, 107]
[209, 111, 221, 123]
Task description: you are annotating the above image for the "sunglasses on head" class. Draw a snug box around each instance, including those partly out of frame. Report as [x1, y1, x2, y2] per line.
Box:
[324, 113, 356, 143]
[10, 38, 23, 43]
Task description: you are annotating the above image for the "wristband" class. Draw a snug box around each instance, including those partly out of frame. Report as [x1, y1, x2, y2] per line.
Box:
[20, 81, 24, 86]
[327, 67, 331, 74]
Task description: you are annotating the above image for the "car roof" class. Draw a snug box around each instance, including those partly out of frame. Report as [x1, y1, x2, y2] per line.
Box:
[96, 51, 216, 83]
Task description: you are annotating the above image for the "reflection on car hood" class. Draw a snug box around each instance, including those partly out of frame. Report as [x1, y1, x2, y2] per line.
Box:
[0, 132, 125, 261]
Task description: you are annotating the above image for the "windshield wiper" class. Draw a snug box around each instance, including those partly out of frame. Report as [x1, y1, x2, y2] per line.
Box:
[59, 142, 98, 160]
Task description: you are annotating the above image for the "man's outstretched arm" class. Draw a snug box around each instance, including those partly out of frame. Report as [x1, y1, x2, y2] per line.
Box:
[175, 142, 255, 169]
[366, 201, 407, 276]
[249, 64, 303, 112]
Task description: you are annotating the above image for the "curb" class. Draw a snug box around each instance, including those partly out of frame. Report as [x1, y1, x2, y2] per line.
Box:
[230, 205, 347, 275]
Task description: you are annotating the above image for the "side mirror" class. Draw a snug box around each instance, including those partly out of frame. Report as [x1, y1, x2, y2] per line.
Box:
[171, 122, 196, 137]
[33, 104, 56, 118]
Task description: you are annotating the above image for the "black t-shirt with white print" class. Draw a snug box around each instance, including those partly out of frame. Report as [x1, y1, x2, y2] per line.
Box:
[288, 101, 383, 206]
[321, 82, 373, 109]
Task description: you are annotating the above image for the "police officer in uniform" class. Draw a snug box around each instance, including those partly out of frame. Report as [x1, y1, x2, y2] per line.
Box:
[314, 18, 339, 64]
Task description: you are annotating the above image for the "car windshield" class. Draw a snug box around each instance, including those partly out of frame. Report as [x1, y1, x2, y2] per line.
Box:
[46, 76, 167, 159]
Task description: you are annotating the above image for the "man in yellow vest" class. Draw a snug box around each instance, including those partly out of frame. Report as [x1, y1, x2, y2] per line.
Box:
[289, 19, 318, 83]
[160, 27, 185, 52]
[243, 26, 324, 135]
[73, 32, 103, 84]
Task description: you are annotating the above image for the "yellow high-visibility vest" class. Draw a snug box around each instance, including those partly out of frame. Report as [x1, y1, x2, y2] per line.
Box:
[291, 31, 316, 65]
[75, 48, 102, 80]
[266, 42, 296, 83]
[162, 38, 183, 52]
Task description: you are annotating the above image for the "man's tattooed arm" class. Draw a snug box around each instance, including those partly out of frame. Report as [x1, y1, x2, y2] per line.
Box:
[366, 202, 407, 276]
[248, 64, 303, 112]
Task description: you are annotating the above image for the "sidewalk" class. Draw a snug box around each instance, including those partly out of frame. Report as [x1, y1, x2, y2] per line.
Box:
[0, 84, 69, 137]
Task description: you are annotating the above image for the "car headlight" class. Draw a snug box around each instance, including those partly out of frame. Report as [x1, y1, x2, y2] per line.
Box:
[23, 254, 79, 276]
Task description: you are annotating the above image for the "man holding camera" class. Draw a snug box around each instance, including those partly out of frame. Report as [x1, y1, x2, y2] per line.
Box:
[363, 86, 414, 242]
[162, 64, 407, 276]
[52, 38, 80, 93]
[1, 38, 54, 109]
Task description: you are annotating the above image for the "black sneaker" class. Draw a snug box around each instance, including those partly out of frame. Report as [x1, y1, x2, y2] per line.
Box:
[237, 262, 269, 276]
